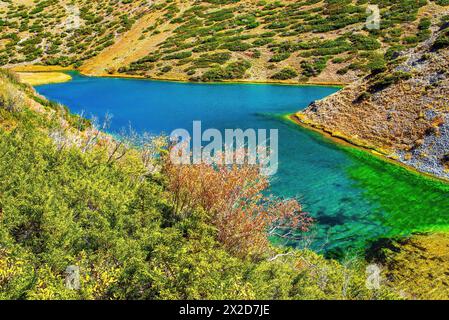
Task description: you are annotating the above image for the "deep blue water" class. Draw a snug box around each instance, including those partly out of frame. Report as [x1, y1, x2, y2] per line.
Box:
[35, 73, 449, 256]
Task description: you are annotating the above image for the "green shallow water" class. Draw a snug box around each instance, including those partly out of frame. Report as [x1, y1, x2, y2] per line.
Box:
[35, 73, 449, 256]
[346, 148, 449, 235]
[269, 117, 449, 256]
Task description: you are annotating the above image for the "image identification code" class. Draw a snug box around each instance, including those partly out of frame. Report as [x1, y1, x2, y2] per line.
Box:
[179, 304, 270, 317]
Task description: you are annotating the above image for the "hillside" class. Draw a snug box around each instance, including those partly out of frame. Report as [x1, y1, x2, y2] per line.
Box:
[296, 20, 449, 180]
[1, 0, 449, 84]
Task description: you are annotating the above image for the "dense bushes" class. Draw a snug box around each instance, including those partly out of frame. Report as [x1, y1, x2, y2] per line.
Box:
[200, 60, 251, 81]
[163, 51, 193, 60]
[0, 0, 145, 69]
[366, 55, 387, 74]
[192, 52, 231, 68]
[220, 41, 253, 52]
[350, 34, 381, 50]
[269, 52, 291, 62]
[301, 58, 328, 77]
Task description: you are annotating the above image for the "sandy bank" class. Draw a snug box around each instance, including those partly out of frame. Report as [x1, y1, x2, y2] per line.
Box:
[16, 72, 72, 86]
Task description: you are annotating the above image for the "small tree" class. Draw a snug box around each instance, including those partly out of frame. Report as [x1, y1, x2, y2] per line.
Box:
[162, 145, 313, 259]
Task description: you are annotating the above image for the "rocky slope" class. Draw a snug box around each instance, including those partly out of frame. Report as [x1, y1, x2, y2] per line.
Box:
[297, 23, 449, 180]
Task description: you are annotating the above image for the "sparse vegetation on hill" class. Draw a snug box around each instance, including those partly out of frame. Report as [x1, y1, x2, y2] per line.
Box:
[0, 0, 148, 67]
[2, 0, 448, 83]
[109, 0, 447, 82]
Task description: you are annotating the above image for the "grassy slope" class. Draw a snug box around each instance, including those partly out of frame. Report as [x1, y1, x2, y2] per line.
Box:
[0, 0, 149, 67]
[368, 233, 449, 299]
[79, 1, 190, 78]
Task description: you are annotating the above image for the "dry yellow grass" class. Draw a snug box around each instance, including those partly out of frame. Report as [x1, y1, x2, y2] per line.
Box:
[14, 0, 35, 5]
[11, 65, 73, 72]
[80, 2, 191, 76]
[17, 72, 72, 86]
[0, 0, 34, 9]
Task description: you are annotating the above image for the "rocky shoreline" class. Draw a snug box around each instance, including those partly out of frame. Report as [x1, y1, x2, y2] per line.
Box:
[297, 27, 449, 182]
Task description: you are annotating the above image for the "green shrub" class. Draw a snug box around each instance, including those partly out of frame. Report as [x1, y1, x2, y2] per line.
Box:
[433, 30, 449, 50]
[300, 57, 328, 77]
[269, 52, 290, 62]
[366, 55, 387, 74]
[418, 18, 431, 30]
[193, 52, 232, 68]
[436, 0, 449, 5]
[350, 34, 381, 50]
[160, 65, 172, 73]
[369, 71, 412, 92]
[253, 37, 273, 46]
[201, 60, 251, 81]
[163, 51, 192, 60]
[270, 67, 298, 80]
[220, 41, 252, 52]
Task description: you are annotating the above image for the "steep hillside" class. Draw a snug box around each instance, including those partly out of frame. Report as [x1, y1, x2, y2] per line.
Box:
[1, 0, 449, 84]
[296, 21, 449, 179]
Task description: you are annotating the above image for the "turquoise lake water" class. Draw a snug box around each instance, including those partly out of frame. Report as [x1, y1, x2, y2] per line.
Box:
[35, 73, 449, 257]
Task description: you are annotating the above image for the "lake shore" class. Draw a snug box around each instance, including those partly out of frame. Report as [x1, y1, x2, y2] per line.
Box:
[16, 64, 448, 186]
[3, 63, 348, 87]
[81, 71, 347, 87]
[15, 65, 447, 185]
[287, 113, 449, 185]
[7, 64, 347, 87]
